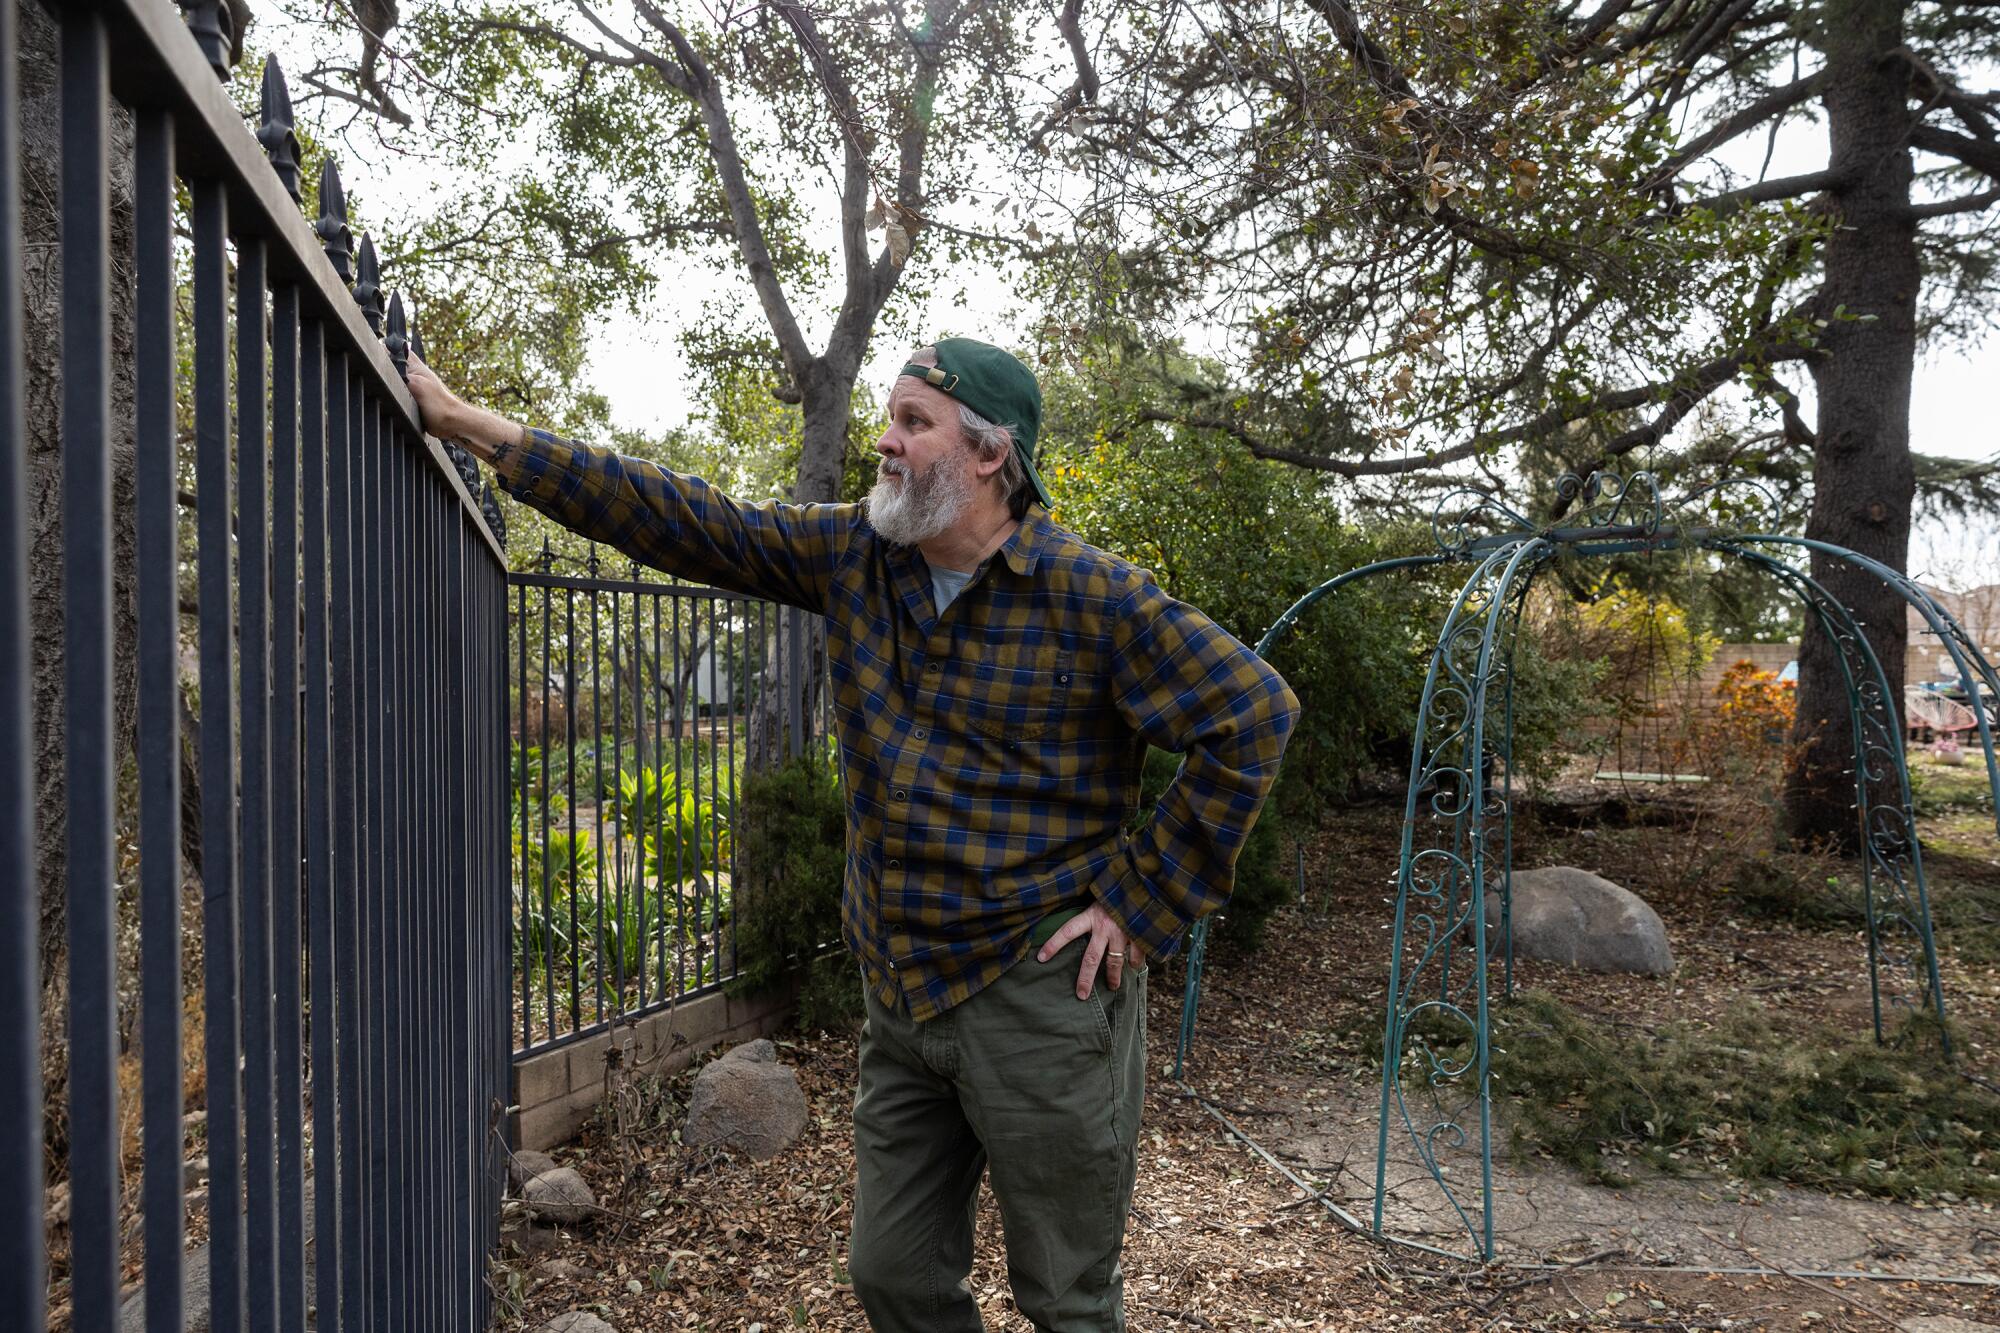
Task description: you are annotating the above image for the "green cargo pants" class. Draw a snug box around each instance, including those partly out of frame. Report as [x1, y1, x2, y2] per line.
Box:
[848, 913, 1148, 1333]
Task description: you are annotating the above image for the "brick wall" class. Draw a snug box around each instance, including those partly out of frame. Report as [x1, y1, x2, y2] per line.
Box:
[509, 977, 800, 1152]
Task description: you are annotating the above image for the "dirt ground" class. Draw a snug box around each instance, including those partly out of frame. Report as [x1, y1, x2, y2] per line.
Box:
[498, 778, 2000, 1331]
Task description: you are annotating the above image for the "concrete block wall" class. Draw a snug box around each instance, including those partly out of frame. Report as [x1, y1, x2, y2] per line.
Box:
[509, 979, 799, 1151]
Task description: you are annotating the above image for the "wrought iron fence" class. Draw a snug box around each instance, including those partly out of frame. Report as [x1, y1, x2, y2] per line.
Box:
[509, 551, 832, 1054]
[3, 3, 511, 1330]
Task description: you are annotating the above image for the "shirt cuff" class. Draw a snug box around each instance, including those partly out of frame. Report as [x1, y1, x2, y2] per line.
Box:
[489, 426, 576, 506]
[1088, 841, 1191, 963]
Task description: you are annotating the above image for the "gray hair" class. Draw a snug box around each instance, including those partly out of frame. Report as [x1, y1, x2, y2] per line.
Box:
[907, 345, 1039, 519]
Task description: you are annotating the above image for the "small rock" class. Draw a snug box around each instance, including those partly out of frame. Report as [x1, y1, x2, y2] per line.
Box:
[1486, 866, 1674, 976]
[522, 1167, 597, 1226]
[724, 1037, 777, 1064]
[1899, 1320, 2000, 1333]
[535, 1314, 618, 1333]
[531, 1258, 583, 1282]
[502, 1223, 562, 1258]
[683, 1051, 809, 1160]
[508, 1148, 559, 1190]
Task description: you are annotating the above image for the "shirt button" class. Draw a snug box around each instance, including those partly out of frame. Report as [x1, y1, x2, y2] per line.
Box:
[925, 661, 940, 673]
[913, 728, 927, 740]
[887, 858, 901, 869]
[1058, 673, 1069, 683]
[893, 788, 908, 800]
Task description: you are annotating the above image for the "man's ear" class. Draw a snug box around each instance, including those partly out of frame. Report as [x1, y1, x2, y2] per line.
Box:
[971, 441, 1010, 485]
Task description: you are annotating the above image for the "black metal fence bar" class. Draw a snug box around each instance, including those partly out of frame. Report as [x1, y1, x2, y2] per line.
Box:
[60, 11, 117, 1333]
[0, 0, 36, 1319]
[506, 562, 835, 1056]
[6, 2, 514, 1328]
[133, 100, 184, 1333]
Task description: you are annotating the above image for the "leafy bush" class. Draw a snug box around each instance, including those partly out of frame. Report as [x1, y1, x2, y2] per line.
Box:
[1042, 375, 1445, 818]
[514, 827, 599, 965]
[614, 765, 733, 885]
[727, 751, 857, 1029]
[1503, 633, 1612, 790]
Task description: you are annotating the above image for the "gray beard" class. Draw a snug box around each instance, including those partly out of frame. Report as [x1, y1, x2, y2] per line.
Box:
[866, 453, 974, 547]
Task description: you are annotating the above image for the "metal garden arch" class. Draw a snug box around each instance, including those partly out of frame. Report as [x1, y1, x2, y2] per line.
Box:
[1172, 472, 2000, 1262]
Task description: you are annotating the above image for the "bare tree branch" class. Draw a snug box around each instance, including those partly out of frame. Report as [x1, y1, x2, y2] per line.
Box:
[1907, 186, 2000, 218]
[1132, 310, 1815, 480]
[1027, 0, 1101, 149]
[1912, 123, 2000, 184]
[619, 0, 813, 373]
[1680, 167, 1847, 216]
[1645, 72, 1827, 188]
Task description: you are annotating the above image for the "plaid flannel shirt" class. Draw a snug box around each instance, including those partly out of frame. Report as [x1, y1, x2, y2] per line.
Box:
[492, 429, 1300, 1021]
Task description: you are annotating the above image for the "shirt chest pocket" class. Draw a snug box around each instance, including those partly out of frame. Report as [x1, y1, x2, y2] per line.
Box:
[964, 642, 1075, 743]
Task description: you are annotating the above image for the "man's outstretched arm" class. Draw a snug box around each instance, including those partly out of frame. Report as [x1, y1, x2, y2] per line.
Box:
[405, 355, 858, 613]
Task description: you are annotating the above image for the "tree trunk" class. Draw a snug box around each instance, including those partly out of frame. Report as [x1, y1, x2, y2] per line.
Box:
[790, 358, 854, 506]
[22, 0, 144, 1155]
[747, 359, 853, 772]
[1786, 0, 1919, 848]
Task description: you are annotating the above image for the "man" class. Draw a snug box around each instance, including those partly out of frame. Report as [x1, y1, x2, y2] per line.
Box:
[406, 338, 1298, 1331]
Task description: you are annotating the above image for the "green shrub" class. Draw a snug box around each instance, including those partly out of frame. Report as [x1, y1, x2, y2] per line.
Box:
[513, 826, 598, 966]
[1503, 633, 1613, 790]
[1484, 991, 1994, 1200]
[1041, 368, 1445, 818]
[728, 751, 857, 1029]
[1135, 745, 1287, 949]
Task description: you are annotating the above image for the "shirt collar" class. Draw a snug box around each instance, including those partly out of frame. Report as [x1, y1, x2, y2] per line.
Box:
[997, 504, 1050, 576]
[887, 504, 1050, 580]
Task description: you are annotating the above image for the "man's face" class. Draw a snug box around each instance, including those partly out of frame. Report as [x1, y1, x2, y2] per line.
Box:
[868, 378, 977, 548]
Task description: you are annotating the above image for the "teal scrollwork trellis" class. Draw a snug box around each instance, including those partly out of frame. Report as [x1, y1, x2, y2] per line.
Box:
[1172, 471, 2000, 1262]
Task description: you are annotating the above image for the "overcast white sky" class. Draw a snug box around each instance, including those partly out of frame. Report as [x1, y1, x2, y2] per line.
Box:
[272, 6, 1999, 593]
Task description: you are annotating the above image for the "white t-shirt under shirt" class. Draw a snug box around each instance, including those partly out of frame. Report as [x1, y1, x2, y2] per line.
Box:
[930, 564, 975, 613]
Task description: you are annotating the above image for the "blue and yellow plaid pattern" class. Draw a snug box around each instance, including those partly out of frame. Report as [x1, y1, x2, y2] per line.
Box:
[492, 429, 1300, 1021]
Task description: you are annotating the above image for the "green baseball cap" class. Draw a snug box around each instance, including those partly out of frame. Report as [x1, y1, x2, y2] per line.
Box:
[900, 337, 1053, 510]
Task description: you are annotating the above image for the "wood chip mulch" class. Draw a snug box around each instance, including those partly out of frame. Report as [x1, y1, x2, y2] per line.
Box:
[500, 791, 2000, 1332]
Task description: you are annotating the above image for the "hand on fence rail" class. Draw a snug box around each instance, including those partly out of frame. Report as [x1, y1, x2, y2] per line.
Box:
[404, 352, 524, 460]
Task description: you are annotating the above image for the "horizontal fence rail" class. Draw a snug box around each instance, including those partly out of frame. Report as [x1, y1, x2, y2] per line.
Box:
[509, 554, 833, 1056]
[4, 3, 511, 1330]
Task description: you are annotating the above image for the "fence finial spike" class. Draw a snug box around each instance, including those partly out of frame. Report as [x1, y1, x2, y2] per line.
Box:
[179, 0, 235, 81]
[481, 482, 508, 548]
[258, 56, 303, 203]
[386, 290, 410, 377]
[315, 158, 354, 284]
[353, 234, 384, 335]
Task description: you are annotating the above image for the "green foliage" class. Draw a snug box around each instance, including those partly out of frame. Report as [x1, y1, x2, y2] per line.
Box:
[1488, 992, 1996, 1202]
[1910, 756, 1999, 820]
[728, 752, 856, 1030]
[640, 785, 734, 888]
[514, 827, 599, 963]
[1040, 344, 1445, 816]
[1502, 633, 1612, 790]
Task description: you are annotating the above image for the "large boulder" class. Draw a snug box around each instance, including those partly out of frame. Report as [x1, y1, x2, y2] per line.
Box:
[681, 1039, 808, 1160]
[522, 1166, 598, 1226]
[1486, 866, 1674, 976]
[508, 1148, 559, 1190]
